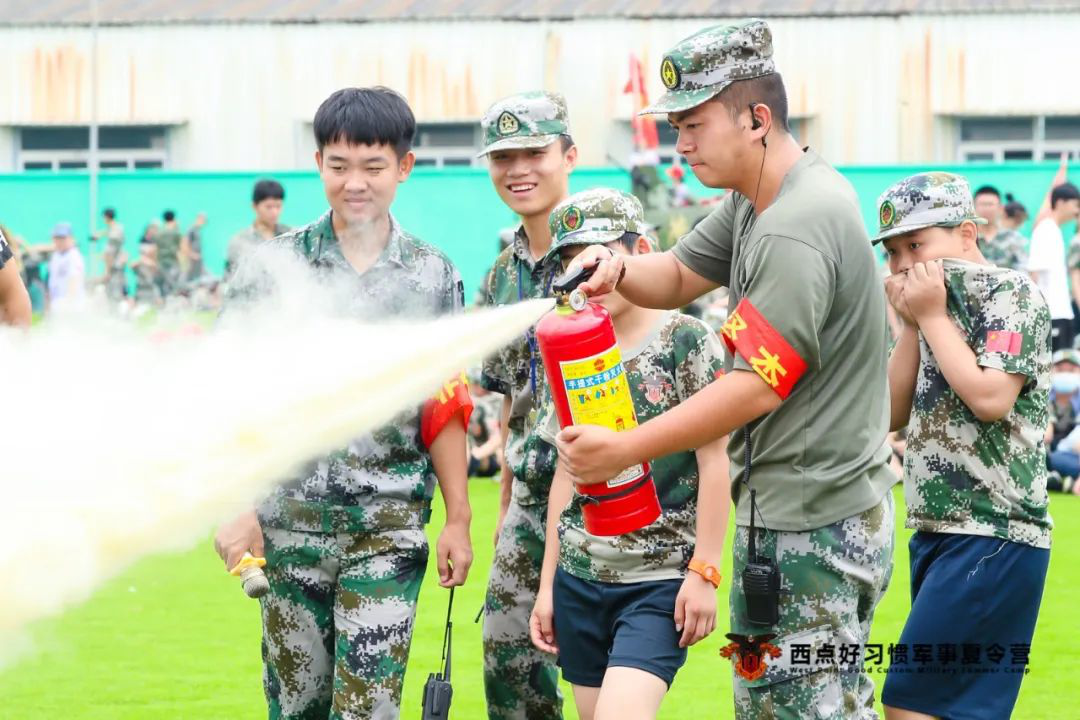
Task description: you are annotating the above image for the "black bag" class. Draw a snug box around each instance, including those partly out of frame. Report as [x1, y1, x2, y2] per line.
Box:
[421, 587, 454, 718]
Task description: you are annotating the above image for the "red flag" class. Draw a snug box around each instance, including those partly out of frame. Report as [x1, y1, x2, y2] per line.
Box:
[420, 371, 474, 448]
[986, 330, 1023, 356]
[624, 54, 659, 151]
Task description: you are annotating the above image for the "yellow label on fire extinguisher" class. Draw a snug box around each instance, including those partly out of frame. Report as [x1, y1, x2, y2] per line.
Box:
[560, 344, 646, 488]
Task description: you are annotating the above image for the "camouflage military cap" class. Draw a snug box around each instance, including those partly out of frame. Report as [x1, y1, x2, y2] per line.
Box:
[873, 172, 988, 244]
[1052, 348, 1080, 367]
[478, 91, 569, 156]
[640, 19, 775, 115]
[547, 189, 647, 257]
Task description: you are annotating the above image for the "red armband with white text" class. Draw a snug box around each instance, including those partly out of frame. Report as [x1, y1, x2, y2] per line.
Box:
[719, 298, 808, 399]
[421, 371, 474, 448]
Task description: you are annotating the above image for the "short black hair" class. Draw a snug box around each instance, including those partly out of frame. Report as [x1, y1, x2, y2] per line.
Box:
[253, 179, 285, 205]
[974, 185, 1000, 200]
[103, 207, 116, 220]
[313, 86, 416, 158]
[715, 73, 790, 133]
[559, 135, 575, 153]
[163, 210, 176, 222]
[617, 232, 642, 252]
[1051, 182, 1080, 208]
[1004, 193, 1028, 220]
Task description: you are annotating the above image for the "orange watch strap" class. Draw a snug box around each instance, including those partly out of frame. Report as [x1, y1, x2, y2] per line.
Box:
[688, 559, 721, 588]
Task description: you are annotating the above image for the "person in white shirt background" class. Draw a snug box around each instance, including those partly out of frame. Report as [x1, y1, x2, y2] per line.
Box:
[1028, 182, 1080, 351]
[46, 221, 86, 311]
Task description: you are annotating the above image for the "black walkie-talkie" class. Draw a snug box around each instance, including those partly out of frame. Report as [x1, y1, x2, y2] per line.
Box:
[740, 427, 782, 627]
[421, 587, 454, 718]
[742, 488, 781, 626]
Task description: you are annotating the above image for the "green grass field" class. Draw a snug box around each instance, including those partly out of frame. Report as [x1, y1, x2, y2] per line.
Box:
[0, 482, 1073, 718]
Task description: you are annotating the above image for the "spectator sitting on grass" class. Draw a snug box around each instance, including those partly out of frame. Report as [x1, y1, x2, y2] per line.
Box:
[468, 382, 503, 478]
[1048, 419, 1080, 494]
[1049, 349, 1080, 447]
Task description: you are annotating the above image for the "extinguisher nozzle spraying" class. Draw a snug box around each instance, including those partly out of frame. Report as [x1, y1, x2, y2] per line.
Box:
[230, 552, 269, 599]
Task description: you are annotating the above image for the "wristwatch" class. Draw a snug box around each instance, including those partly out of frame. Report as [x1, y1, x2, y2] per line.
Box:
[688, 558, 722, 589]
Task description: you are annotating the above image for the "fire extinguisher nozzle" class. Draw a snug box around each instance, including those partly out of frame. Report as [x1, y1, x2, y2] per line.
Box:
[552, 263, 597, 296]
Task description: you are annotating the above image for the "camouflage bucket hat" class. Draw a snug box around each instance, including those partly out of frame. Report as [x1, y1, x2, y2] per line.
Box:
[873, 172, 988, 244]
[641, 19, 775, 115]
[478, 91, 569, 156]
[547, 189, 647, 258]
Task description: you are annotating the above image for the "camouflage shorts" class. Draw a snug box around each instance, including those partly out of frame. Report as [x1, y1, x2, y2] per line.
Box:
[261, 525, 428, 720]
[729, 491, 895, 720]
[482, 500, 564, 720]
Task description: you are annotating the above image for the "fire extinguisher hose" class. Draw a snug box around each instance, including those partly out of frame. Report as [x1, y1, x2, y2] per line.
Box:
[577, 472, 654, 505]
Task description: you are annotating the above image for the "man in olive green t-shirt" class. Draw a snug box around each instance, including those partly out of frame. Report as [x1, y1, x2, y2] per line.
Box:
[557, 20, 896, 720]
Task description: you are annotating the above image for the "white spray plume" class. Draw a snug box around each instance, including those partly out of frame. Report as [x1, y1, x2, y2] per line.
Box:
[0, 247, 553, 666]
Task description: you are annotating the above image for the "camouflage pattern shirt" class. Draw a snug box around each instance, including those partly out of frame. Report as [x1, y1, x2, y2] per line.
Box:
[537, 312, 725, 583]
[1067, 233, 1080, 276]
[481, 227, 562, 506]
[980, 228, 1028, 272]
[250, 210, 465, 532]
[104, 223, 125, 253]
[156, 226, 182, 271]
[904, 258, 1052, 549]
[226, 222, 291, 278]
[132, 261, 162, 304]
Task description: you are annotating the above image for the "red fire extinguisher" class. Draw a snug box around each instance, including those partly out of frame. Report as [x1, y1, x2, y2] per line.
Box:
[536, 265, 661, 536]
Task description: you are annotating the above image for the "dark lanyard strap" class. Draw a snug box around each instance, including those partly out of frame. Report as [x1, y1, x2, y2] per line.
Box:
[517, 261, 556, 401]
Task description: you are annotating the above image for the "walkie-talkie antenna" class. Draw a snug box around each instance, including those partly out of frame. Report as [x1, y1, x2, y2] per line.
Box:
[441, 587, 454, 681]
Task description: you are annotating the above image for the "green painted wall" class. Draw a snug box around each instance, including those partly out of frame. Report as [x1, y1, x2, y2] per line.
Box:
[0, 162, 1068, 301]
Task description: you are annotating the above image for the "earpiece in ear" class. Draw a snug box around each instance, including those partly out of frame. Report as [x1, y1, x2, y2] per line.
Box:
[749, 103, 762, 131]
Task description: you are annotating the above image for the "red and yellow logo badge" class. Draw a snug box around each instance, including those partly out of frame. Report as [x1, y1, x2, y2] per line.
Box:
[879, 200, 896, 229]
[720, 633, 782, 682]
[562, 206, 585, 233]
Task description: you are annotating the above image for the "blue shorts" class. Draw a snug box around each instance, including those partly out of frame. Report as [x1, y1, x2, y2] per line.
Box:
[881, 532, 1049, 720]
[552, 567, 687, 688]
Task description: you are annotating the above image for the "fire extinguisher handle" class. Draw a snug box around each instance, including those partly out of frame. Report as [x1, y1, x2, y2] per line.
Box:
[552, 263, 598, 295]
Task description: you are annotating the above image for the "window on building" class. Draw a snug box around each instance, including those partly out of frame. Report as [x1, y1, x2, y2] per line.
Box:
[413, 122, 480, 168]
[15, 125, 170, 171]
[956, 116, 1080, 162]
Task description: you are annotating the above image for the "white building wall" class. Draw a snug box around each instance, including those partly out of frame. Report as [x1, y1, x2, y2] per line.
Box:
[0, 13, 1076, 170]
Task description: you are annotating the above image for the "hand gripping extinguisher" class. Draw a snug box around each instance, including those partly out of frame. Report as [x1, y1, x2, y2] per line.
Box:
[536, 263, 661, 536]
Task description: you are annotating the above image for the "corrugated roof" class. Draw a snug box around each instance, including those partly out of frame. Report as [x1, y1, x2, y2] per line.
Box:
[2, 0, 1075, 25]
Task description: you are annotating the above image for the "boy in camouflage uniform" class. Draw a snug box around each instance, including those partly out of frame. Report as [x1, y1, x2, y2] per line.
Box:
[226, 179, 291, 281]
[973, 184, 1028, 272]
[156, 210, 183, 297]
[477, 90, 577, 720]
[214, 87, 472, 720]
[558, 20, 897, 720]
[100, 245, 128, 305]
[877, 172, 1052, 720]
[529, 189, 730, 719]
